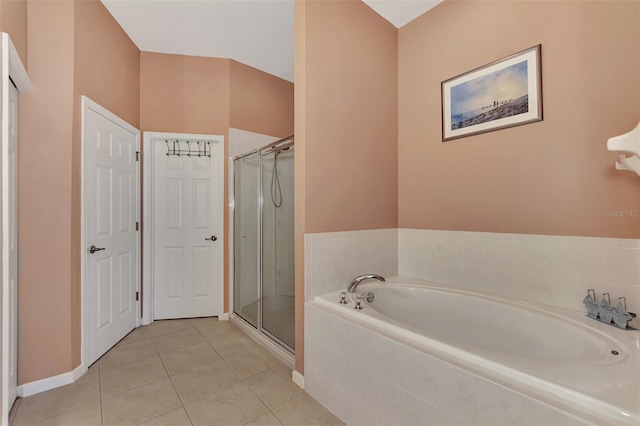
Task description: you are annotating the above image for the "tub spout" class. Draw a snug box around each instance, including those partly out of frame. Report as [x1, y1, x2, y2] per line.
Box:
[347, 274, 386, 293]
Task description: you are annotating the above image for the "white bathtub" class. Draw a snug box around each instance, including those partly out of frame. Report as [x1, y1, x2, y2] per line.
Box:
[310, 277, 640, 425]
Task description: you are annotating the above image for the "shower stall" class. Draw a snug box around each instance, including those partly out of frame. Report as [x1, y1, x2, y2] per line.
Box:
[233, 136, 295, 353]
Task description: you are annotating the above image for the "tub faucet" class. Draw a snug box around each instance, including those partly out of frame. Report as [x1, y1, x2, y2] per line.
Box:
[347, 274, 386, 293]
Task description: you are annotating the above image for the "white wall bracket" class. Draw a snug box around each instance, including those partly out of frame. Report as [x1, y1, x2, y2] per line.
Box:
[607, 122, 640, 176]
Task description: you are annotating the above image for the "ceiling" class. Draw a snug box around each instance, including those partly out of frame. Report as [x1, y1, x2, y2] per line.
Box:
[101, 0, 444, 83]
[362, 0, 442, 28]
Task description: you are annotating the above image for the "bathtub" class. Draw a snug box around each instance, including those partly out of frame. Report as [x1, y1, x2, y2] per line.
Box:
[306, 277, 640, 425]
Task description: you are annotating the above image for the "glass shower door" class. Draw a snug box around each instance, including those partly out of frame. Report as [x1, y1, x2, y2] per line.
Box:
[261, 148, 295, 349]
[233, 152, 260, 327]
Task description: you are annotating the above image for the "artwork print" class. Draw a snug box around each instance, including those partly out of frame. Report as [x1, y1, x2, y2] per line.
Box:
[442, 45, 542, 141]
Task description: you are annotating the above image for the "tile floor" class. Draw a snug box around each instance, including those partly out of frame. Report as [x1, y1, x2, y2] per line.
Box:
[10, 318, 344, 426]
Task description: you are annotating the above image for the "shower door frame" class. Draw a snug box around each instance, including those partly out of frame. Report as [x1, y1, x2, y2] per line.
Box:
[231, 136, 294, 356]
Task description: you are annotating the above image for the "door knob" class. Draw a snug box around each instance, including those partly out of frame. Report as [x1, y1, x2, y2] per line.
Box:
[89, 245, 105, 254]
[205, 235, 218, 242]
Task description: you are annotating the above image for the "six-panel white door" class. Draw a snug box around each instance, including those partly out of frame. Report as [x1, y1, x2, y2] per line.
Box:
[84, 106, 138, 367]
[152, 139, 222, 319]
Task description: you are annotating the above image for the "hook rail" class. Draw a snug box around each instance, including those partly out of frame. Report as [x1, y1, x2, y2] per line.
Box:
[165, 140, 211, 157]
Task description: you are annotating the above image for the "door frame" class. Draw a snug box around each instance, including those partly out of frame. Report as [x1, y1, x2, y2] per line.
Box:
[80, 96, 141, 370]
[1, 33, 30, 426]
[142, 131, 225, 325]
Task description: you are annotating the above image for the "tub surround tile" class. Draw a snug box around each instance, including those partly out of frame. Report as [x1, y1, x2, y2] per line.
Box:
[475, 378, 528, 426]
[305, 229, 398, 301]
[373, 334, 406, 384]
[527, 400, 593, 426]
[338, 398, 377, 426]
[434, 362, 478, 425]
[606, 246, 640, 285]
[308, 235, 329, 301]
[327, 238, 343, 293]
[374, 376, 408, 425]
[402, 347, 439, 406]
[305, 301, 609, 426]
[570, 244, 606, 281]
[397, 228, 640, 313]
[404, 393, 447, 426]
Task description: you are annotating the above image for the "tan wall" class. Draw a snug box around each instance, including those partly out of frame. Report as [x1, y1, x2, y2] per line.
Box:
[140, 53, 230, 135]
[140, 52, 231, 311]
[398, 0, 640, 238]
[229, 60, 294, 138]
[71, 0, 140, 367]
[19, 0, 75, 383]
[293, 0, 399, 372]
[141, 53, 294, 314]
[304, 0, 398, 233]
[0, 0, 28, 68]
[18, 0, 139, 384]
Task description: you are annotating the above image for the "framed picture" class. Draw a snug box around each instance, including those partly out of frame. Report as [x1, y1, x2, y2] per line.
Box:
[441, 45, 542, 142]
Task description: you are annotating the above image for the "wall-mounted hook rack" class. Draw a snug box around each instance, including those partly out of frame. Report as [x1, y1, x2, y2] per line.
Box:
[164, 139, 211, 157]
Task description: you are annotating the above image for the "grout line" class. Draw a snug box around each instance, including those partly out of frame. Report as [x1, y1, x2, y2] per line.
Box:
[101, 375, 169, 402]
[192, 322, 226, 359]
[99, 351, 159, 375]
[100, 340, 158, 373]
[131, 404, 185, 426]
[98, 363, 104, 426]
[8, 397, 21, 426]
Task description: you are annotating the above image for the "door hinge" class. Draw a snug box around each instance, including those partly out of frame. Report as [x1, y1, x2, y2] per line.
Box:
[136, 151, 141, 162]
[136, 221, 139, 231]
[136, 291, 139, 301]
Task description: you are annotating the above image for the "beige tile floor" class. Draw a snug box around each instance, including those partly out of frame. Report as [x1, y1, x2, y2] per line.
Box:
[10, 318, 344, 426]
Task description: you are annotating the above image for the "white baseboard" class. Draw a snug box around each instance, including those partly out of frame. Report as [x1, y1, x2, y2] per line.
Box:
[17, 364, 85, 398]
[219, 312, 229, 321]
[292, 370, 304, 389]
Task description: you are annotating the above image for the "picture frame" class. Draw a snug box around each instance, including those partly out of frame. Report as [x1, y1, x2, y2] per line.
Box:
[441, 45, 543, 142]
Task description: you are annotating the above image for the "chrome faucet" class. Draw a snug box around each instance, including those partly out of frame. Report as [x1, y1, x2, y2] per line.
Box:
[347, 274, 386, 293]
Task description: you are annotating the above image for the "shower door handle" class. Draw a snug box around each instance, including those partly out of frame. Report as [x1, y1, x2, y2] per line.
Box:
[205, 235, 218, 242]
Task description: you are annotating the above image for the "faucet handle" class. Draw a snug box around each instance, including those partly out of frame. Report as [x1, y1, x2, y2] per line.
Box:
[339, 292, 348, 304]
[354, 296, 364, 310]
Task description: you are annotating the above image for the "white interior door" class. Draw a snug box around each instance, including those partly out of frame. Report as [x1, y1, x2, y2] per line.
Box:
[2, 81, 18, 413]
[150, 136, 223, 319]
[2, 33, 31, 425]
[84, 101, 139, 367]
